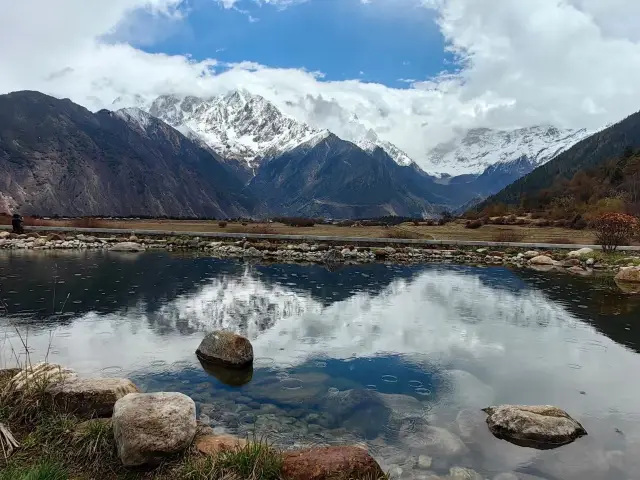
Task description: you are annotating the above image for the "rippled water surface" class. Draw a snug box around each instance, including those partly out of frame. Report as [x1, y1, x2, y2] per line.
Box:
[2, 250, 640, 479]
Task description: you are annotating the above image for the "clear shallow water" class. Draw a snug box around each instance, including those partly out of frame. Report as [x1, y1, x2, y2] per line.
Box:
[2, 251, 640, 479]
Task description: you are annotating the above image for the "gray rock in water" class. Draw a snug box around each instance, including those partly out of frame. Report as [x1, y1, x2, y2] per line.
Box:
[196, 331, 254, 368]
[483, 405, 587, 449]
[113, 392, 196, 467]
[110, 242, 145, 252]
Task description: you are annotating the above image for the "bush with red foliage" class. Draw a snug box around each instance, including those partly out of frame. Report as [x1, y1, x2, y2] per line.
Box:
[592, 213, 639, 251]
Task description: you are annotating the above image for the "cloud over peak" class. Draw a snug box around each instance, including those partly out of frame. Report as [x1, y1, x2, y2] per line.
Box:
[2, 0, 640, 170]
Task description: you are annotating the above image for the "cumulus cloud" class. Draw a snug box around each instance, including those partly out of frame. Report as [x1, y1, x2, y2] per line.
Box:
[2, 0, 640, 172]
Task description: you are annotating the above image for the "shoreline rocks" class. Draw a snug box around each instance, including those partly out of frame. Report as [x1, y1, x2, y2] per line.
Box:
[113, 392, 197, 467]
[282, 446, 384, 480]
[0, 231, 637, 282]
[483, 405, 588, 450]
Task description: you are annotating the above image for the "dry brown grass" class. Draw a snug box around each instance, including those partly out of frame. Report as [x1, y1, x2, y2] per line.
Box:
[12, 218, 611, 244]
[491, 229, 527, 243]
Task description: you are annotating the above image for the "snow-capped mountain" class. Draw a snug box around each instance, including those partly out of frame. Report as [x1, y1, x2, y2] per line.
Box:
[146, 91, 322, 170]
[145, 90, 415, 171]
[354, 131, 415, 167]
[424, 126, 591, 176]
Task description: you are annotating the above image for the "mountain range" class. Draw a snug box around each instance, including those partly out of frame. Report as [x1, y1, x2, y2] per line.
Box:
[0, 89, 595, 218]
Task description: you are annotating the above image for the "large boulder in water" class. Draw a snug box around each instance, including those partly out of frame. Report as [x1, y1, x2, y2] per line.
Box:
[196, 331, 254, 368]
[483, 405, 587, 449]
[282, 446, 384, 480]
[113, 392, 197, 467]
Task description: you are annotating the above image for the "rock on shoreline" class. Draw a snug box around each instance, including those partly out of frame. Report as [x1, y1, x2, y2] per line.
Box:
[0, 231, 637, 284]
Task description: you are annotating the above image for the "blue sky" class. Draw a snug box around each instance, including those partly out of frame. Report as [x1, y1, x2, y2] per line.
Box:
[130, 0, 453, 88]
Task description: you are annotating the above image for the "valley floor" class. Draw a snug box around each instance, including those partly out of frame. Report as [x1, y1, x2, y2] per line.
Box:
[3, 219, 608, 245]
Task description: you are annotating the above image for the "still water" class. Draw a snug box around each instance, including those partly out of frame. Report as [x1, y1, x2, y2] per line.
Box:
[2, 250, 640, 479]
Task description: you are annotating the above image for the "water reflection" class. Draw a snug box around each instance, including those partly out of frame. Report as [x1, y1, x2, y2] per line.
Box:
[2, 251, 640, 479]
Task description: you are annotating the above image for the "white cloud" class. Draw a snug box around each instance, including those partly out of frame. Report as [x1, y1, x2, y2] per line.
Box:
[2, 0, 640, 172]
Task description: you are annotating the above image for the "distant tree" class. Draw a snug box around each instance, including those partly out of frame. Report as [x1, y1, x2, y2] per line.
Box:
[593, 213, 638, 252]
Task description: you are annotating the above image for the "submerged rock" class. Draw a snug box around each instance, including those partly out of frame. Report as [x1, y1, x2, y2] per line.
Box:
[321, 389, 391, 439]
[399, 423, 467, 457]
[113, 392, 197, 467]
[483, 405, 587, 449]
[196, 331, 254, 368]
[282, 446, 384, 480]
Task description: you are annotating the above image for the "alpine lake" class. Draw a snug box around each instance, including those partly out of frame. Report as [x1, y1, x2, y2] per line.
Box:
[2, 249, 640, 480]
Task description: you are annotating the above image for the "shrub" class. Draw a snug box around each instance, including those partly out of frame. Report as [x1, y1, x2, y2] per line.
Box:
[492, 217, 506, 225]
[218, 221, 228, 228]
[273, 217, 316, 227]
[537, 220, 551, 227]
[491, 230, 526, 243]
[338, 220, 355, 227]
[592, 213, 638, 251]
[465, 220, 482, 229]
[515, 218, 527, 225]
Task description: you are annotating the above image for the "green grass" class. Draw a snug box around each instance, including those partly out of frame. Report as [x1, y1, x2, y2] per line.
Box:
[0, 460, 68, 480]
[178, 438, 283, 480]
[580, 251, 640, 265]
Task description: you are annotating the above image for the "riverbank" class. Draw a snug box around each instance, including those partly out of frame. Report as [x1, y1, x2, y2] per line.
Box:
[2, 229, 640, 278]
[0, 364, 387, 480]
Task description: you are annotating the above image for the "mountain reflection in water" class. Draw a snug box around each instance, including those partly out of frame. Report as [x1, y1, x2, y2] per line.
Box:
[2, 250, 640, 479]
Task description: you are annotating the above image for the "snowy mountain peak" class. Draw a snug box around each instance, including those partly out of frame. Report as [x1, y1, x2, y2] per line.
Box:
[424, 125, 591, 176]
[353, 129, 415, 167]
[147, 91, 318, 169]
[115, 107, 155, 131]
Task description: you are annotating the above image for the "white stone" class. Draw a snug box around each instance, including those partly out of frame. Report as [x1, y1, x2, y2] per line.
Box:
[417, 455, 433, 469]
[586, 258, 595, 266]
[529, 255, 556, 265]
[524, 251, 539, 259]
[110, 242, 145, 252]
[567, 247, 594, 258]
[113, 392, 197, 467]
[0, 231, 10, 239]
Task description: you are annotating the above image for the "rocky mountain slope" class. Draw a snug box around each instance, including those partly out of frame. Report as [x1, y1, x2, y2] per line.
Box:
[478, 110, 640, 209]
[249, 131, 450, 218]
[0, 91, 260, 217]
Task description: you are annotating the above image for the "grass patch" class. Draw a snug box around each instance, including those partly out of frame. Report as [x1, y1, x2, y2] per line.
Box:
[491, 230, 526, 243]
[178, 438, 283, 480]
[546, 237, 575, 244]
[581, 251, 640, 265]
[0, 459, 68, 480]
[385, 228, 432, 240]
